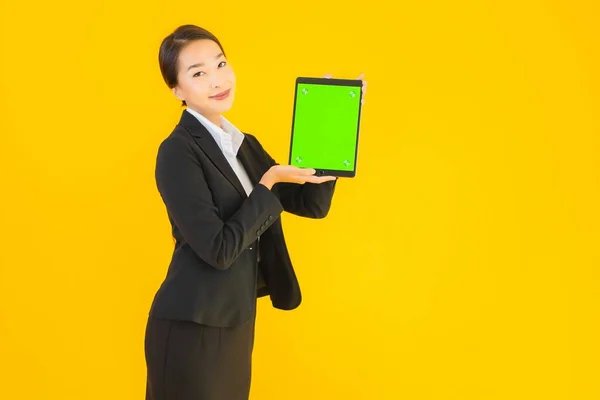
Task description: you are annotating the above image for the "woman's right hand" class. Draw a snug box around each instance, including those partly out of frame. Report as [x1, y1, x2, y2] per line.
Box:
[259, 165, 336, 190]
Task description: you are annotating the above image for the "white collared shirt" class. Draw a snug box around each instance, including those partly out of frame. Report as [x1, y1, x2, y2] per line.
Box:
[185, 107, 255, 196]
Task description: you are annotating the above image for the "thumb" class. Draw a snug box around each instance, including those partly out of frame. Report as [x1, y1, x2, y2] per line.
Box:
[300, 168, 317, 175]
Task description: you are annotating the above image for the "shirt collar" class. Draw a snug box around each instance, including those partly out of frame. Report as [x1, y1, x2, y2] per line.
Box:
[185, 107, 245, 156]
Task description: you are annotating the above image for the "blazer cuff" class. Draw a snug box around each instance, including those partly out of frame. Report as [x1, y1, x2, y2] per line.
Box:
[252, 183, 284, 238]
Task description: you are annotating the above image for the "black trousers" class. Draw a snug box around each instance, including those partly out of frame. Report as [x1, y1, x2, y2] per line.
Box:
[144, 310, 257, 400]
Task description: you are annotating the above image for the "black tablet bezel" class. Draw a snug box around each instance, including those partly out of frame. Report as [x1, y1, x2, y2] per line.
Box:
[288, 77, 363, 178]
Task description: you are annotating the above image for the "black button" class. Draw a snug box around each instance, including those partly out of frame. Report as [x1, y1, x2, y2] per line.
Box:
[268, 215, 273, 221]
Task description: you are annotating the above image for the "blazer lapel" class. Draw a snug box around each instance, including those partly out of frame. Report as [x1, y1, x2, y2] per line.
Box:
[178, 110, 247, 198]
[237, 138, 263, 187]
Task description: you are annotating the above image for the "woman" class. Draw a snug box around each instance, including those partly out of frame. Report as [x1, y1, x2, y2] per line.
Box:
[145, 24, 365, 400]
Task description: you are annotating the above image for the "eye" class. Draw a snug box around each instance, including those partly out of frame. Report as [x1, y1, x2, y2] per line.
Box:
[218, 61, 227, 68]
[193, 71, 205, 78]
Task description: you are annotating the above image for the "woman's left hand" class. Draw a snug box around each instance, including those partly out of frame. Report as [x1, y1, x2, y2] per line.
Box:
[323, 73, 367, 105]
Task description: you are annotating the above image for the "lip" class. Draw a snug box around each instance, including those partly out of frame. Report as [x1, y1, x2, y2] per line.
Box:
[209, 89, 231, 100]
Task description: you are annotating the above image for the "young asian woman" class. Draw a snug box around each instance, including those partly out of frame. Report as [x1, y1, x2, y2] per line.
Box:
[144, 24, 367, 400]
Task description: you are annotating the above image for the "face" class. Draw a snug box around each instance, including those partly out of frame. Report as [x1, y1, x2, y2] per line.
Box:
[173, 39, 236, 121]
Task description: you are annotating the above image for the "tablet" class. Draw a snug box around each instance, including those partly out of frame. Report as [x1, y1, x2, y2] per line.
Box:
[288, 77, 363, 177]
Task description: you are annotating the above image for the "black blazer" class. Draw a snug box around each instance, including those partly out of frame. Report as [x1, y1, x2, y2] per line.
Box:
[148, 110, 337, 327]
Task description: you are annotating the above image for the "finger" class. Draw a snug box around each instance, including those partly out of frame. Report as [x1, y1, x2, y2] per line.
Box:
[286, 166, 315, 173]
[289, 171, 317, 181]
[356, 73, 365, 80]
[323, 73, 333, 79]
[297, 168, 316, 176]
[304, 175, 337, 184]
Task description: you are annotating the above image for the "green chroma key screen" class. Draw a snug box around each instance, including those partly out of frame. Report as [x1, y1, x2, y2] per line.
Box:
[288, 78, 362, 176]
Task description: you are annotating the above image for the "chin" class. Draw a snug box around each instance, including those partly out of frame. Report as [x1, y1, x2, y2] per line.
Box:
[217, 97, 235, 113]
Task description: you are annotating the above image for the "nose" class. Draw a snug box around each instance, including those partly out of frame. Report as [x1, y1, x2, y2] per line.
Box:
[209, 75, 221, 88]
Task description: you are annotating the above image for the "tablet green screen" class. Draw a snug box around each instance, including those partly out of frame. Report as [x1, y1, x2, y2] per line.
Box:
[289, 82, 361, 172]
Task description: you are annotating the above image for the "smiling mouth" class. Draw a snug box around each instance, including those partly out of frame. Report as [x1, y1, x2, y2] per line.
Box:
[210, 89, 231, 100]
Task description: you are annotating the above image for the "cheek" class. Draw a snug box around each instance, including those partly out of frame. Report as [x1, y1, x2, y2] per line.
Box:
[225, 68, 236, 84]
[187, 79, 211, 99]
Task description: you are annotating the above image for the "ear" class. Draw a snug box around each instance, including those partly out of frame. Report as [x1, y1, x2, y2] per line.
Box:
[172, 86, 185, 102]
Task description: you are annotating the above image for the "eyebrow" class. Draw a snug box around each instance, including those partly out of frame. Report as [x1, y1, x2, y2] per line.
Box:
[187, 52, 224, 71]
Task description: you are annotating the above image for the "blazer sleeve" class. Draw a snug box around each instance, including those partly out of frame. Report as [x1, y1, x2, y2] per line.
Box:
[155, 136, 284, 270]
[255, 138, 337, 219]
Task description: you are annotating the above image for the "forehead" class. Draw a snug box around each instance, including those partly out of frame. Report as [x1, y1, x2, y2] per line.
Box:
[178, 39, 222, 68]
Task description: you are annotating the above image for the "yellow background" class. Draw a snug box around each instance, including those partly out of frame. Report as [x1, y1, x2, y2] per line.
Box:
[1, 0, 599, 399]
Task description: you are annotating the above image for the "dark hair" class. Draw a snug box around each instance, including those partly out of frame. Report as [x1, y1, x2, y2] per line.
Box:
[158, 25, 226, 106]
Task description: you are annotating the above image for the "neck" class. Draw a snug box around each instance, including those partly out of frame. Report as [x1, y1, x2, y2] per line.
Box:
[206, 113, 221, 127]
[187, 107, 222, 128]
